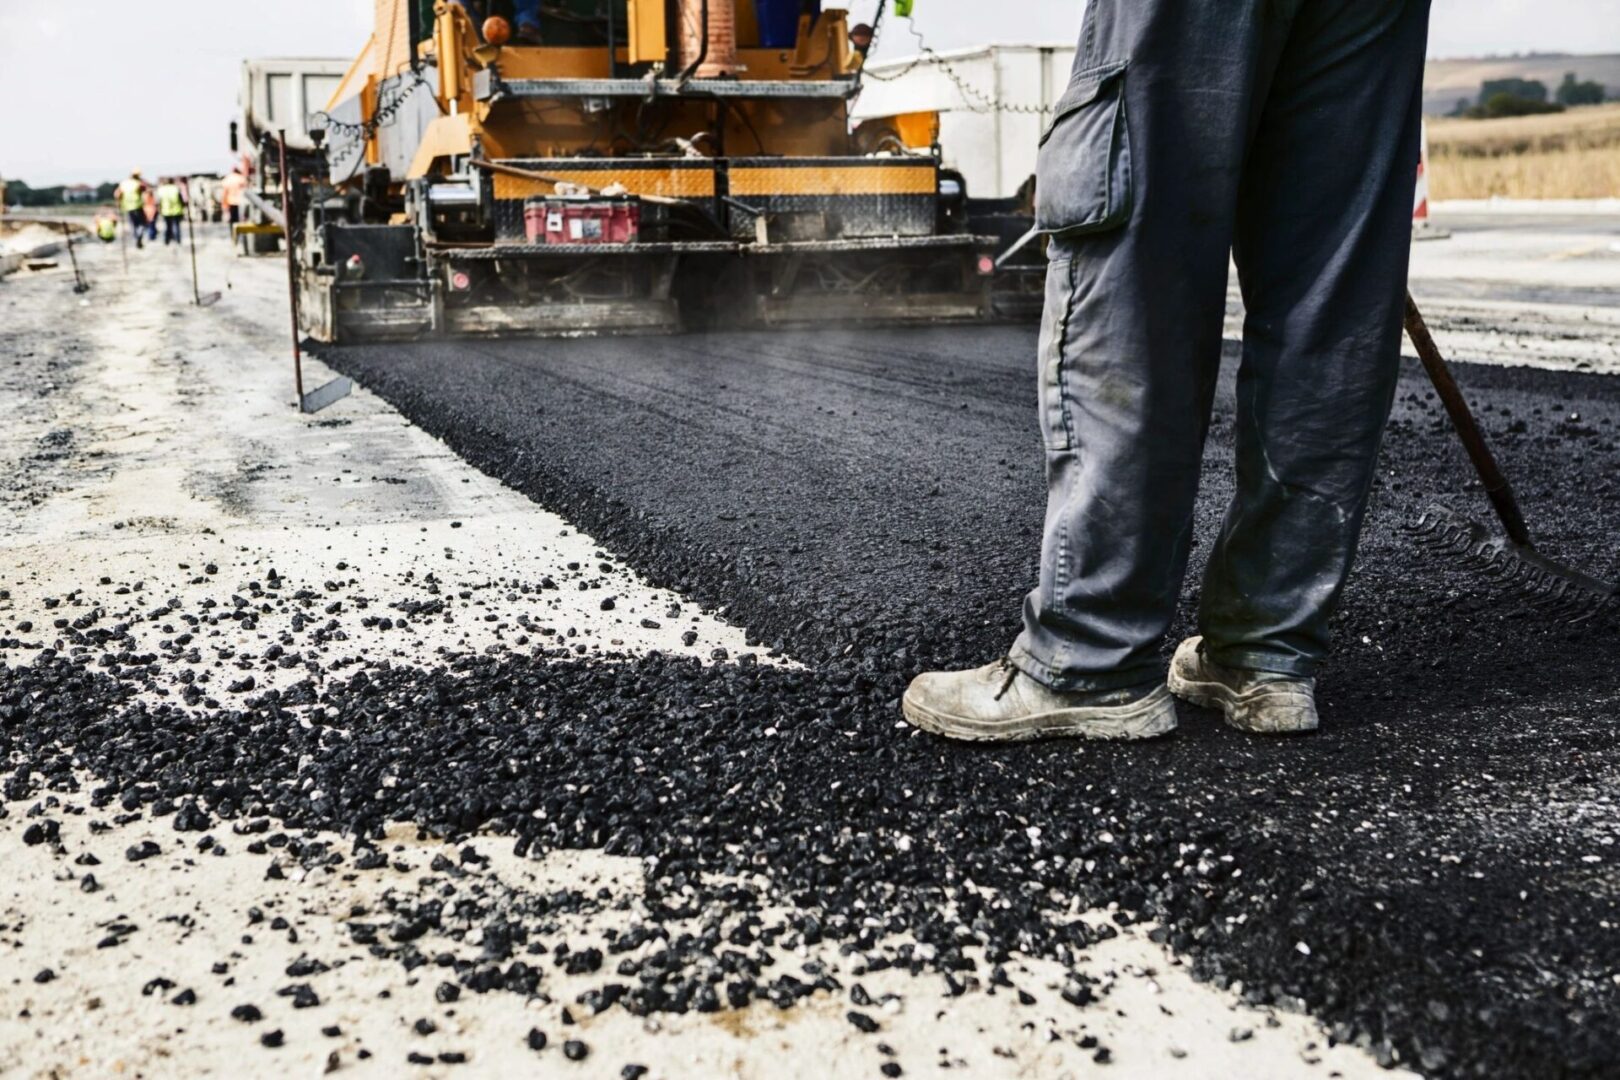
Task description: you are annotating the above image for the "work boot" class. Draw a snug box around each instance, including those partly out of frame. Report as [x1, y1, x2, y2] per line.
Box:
[514, 22, 542, 44]
[902, 659, 1177, 742]
[1167, 637, 1319, 734]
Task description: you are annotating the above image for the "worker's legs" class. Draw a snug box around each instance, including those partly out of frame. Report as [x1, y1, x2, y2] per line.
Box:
[1009, 0, 1292, 691]
[512, 0, 541, 38]
[1197, 0, 1430, 676]
[163, 216, 183, 246]
[450, 0, 486, 31]
[128, 209, 146, 249]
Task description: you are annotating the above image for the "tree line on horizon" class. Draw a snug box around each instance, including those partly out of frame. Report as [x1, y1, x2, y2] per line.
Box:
[1, 179, 121, 208]
[1450, 72, 1607, 119]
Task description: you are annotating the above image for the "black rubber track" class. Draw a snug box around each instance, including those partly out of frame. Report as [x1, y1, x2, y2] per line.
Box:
[316, 326, 1620, 1076]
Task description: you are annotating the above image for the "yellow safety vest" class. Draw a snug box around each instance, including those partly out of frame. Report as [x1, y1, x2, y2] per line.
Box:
[158, 183, 184, 217]
[97, 217, 117, 240]
[118, 178, 144, 212]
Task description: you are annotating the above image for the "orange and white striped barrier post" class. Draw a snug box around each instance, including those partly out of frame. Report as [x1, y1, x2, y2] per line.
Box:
[1412, 120, 1451, 240]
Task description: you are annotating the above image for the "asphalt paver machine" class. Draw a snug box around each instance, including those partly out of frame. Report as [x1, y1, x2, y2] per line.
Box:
[298, 0, 997, 340]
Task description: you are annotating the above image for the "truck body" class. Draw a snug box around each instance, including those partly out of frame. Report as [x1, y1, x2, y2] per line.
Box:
[852, 44, 1077, 319]
[853, 43, 1077, 201]
[235, 58, 352, 251]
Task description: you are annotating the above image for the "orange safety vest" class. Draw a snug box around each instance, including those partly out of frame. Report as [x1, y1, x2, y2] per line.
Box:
[221, 172, 247, 208]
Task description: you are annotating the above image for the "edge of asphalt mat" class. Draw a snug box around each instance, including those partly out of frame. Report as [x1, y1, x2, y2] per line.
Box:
[0, 780, 1400, 1080]
[0, 235, 1406, 1077]
[0, 236, 762, 695]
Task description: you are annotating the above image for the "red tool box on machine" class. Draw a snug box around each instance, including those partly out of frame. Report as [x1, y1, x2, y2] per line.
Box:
[524, 197, 641, 245]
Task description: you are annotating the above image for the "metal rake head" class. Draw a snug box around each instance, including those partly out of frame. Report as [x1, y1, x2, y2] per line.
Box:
[1408, 505, 1618, 624]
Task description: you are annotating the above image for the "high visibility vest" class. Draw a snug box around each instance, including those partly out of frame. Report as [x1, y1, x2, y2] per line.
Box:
[158, 183, 184, 217]
[118, 178, 144, 212]
[97, 216, 117, 240]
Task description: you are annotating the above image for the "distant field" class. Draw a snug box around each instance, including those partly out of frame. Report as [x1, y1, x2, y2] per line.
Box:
[1428, 102, 1620, 199]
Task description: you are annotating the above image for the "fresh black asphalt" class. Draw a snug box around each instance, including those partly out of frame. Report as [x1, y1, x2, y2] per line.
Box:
[4, 317, 1617, 1078]
[316, 324, 1619, 1077]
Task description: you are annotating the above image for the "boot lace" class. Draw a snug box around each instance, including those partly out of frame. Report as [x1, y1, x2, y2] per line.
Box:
[992, 656, 1020, 701]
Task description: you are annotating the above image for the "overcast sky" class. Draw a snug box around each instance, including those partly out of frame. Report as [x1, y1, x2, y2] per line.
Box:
[1, 0, 1614, 185]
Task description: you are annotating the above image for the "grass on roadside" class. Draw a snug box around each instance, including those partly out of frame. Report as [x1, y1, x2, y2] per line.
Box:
[1428, 102, 1620, 199]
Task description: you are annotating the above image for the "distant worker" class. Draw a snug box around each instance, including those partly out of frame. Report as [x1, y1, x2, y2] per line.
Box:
[450, 0, 542, 44]
[157, 176, 186, 246]
[95, 211, 118, 243]
[117, 170, 149, 249]
[221, 167, 248, 226]
[903, 0, 1433, 741]
[141, 185, 159, 243]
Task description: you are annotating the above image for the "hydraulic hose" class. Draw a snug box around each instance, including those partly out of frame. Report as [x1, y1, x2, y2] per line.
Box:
[677, 0, 710, 83]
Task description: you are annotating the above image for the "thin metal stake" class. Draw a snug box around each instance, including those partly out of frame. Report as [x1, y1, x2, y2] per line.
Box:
[277, 129, 304, 404]
[60, 222, 90, 294]
[276, 130, 351, 415]
[185, 193, 221, 307]
[186, 198, 201, 304]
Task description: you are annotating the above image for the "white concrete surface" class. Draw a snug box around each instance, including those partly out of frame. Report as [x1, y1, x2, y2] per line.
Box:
[0, 232, 762, 705]
[1432, 198, 1620, 216]
[1227, 210, 1620, 375]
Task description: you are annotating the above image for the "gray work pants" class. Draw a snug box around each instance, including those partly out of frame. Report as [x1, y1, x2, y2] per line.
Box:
[1011, 0, 1431, 690]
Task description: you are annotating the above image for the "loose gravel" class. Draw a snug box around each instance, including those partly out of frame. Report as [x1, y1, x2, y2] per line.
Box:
[4, 254, 1618, 1077]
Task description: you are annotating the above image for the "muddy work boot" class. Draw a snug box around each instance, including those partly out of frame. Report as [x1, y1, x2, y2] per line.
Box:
[902, 659, 1177, 742]
[1167, 637, 1319, 734]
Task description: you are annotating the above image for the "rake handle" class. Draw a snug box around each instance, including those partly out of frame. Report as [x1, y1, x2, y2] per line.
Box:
[1404, 292, 1532, 546]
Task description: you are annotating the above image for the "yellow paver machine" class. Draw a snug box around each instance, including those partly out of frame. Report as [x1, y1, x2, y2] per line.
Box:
[297, 0, 998, 340]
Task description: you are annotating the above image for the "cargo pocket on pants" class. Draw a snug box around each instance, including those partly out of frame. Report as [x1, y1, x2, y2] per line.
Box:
[1035, 60, 1132, 238]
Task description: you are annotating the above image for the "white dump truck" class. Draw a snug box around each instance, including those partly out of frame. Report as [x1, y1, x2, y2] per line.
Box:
[852, 43, 1079, 318]
[853, 43, 1078, 201]
[233, 58, 350, 253]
